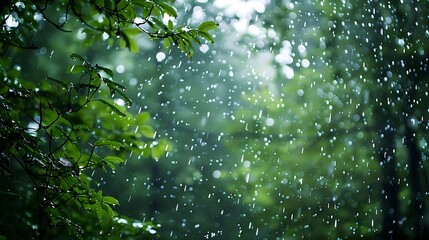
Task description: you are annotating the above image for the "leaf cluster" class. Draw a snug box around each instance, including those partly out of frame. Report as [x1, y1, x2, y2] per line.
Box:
[0, 0, 218, 57]
[0, 0, 216, 238]
[0, 53, 165, 238]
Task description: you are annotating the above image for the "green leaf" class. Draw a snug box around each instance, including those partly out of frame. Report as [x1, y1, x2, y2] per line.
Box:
[122, 27, 142, 36]
[135, 112, 150, 125]
[73, 124, 90, 130]
[55, 125, 77, 142]
[103, 196, 120, 205]
[168, 20, 174, 30]
[140, 125, 154, 138]
[79, 173, 91, 186]
[197, 21, 218, 32]
[96, 65, 114, 78]
[146, 20, 158, 32]
[7, 68, 20, 78]
[151, 144, 165, 160]
[151, 17, 169, 31]
[120, 30, 139, 53]
[95, 138, 123, 150]
[104, 156, 124, 164]
[94, 192, 104, 220]
[82, 29, 96, 46]
[105, 81, 133, 106]
[47, 77, 68, 88]
[143, 144, 151, 158]
[86, 153, 103, 168]
[150, 4, 162, 17]
[70, 53, 85, 62]
[63, 142, 81, 160]
[158, 2, 177, 17]
[98, 99, 126, 117]
[103, 156, 124, 170]
[198, 31, 214, 43]
[75, 83, 98, 89]
[103, 0, 113, 9]
[174, 36, 194, 58]
[67, 64, 87, 74]
[103, 78, 126, 91]
[104, 156, 125, 170]
[188, 31, 201, 45]
[151, 139, 169, 160]
[115, 90, 133, 106]
[58, 116, 72, 128]
[164, 38, 171, 49]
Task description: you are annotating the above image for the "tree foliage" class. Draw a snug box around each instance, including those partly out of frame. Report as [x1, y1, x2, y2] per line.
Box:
[0, 0, 216, 238]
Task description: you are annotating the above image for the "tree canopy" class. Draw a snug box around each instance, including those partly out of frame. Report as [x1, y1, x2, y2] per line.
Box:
[1, 0, 216, 238]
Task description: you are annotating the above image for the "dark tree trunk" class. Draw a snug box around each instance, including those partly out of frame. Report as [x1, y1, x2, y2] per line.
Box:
[149, 159, 161, 220]
[402, 51, 429, 238]
[378, 125, 400, 239]
[404, 124, 425, 239]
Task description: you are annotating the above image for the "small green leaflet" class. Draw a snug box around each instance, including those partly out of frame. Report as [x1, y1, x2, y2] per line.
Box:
[73, 124, 90, 130]
[104, 79, 133, 106]
[197, 21, 218, 32]
[103, 156, 125, 170]
[95, 138, 123, 150]
[47, 77, 68, 88]
[119, 30, 139, 53]
[135, 112, 150, 125]
[70, 53, 85, 62]
[140, 125, 155, 138]
[158, 2, 177, 17]
[98, 99, 126, 117]
[197, 21, 218, 43]
[103, 78, 126, 91]
[96, 65, 114, 78]
[168, 20, 174, 30]
[151, 17, 169, 31]
[103, 195, 120, 205]
[67, 64, 86, 74]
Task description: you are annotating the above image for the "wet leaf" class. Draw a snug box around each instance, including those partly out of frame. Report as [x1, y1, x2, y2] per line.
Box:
[158, 2, 177, 17]
[70, 53, 85, 62]
[73, 124, 90, 130]
[198, 31, 214, 43]
[96, 65, 114, 78]
[47, 77, 68, 88]
[140, 125, 154, 138]
[103, 195, 120, 205]
[95, 138, 123, 150]
[98, 99, 126, 117]
[67, 64, 86, 74]
[103, 156, 125, 170]
[197, 21, 218, 32]
[136, 112, 150, 125]
[105, 81, 133, 106]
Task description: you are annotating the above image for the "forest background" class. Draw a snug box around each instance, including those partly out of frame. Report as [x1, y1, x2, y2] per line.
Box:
[1, 0, 428, 239]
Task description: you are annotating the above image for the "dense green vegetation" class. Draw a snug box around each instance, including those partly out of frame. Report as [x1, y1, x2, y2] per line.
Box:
[1, 0, 428, 239]
[0, 0, 215, 239]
